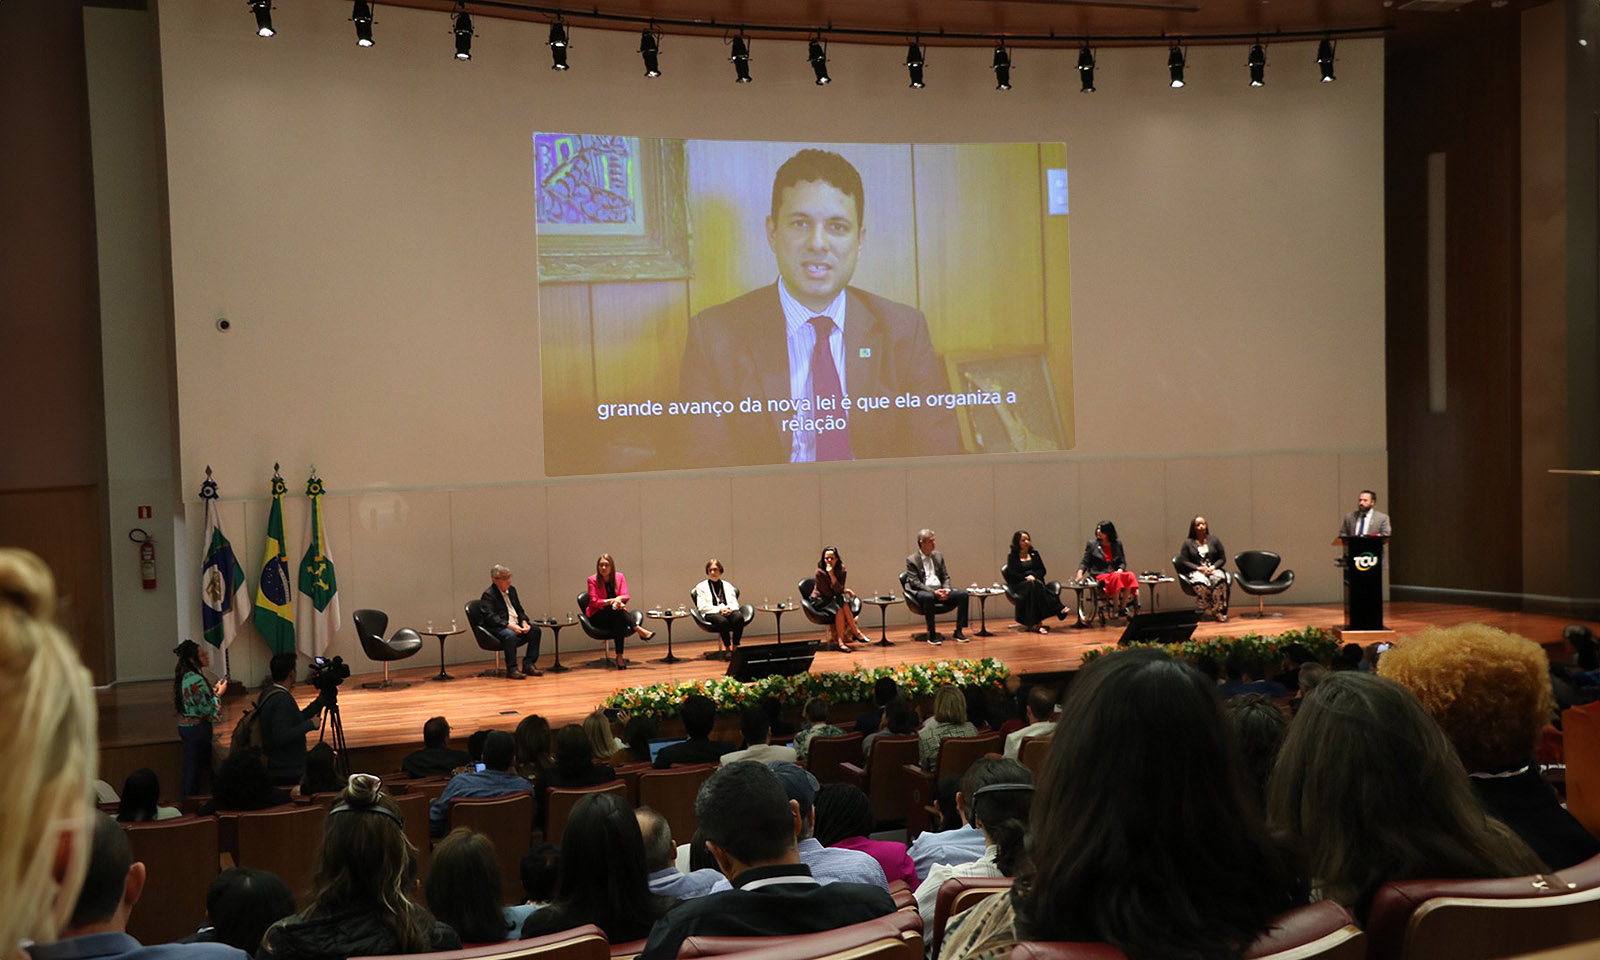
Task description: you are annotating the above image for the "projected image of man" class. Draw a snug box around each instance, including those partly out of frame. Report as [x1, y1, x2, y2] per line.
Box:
[679, 149, 959, 466]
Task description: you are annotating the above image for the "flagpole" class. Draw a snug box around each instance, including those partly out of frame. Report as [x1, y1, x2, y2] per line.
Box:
[199, 466, 250, 697]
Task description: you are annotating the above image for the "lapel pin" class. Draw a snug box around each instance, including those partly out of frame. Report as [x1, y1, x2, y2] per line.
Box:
[859, 347, 872, 358]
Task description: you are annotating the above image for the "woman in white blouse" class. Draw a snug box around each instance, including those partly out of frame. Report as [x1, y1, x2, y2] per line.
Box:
[692, 558, 745, 658]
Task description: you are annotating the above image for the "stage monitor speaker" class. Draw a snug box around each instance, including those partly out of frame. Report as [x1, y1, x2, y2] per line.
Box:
[726, 640, 820, 681]
[1117, 610, 1200, 646]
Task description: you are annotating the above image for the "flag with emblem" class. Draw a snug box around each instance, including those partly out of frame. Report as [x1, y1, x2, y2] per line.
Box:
[252, 467, 296, 654]
[198, 469, 250, 652]
[296, 471, 340, 658]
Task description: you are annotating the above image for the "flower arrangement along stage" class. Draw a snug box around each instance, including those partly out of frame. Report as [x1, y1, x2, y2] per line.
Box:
[1080, 626, 1338, 666]
[603, 657, 1010, 720]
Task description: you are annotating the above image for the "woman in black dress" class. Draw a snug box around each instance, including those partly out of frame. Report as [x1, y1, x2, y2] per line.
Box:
[1004, 530, 1067, 634]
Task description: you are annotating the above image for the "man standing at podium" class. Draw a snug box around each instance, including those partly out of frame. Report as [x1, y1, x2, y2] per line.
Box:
[1339, 490, 1392, 539]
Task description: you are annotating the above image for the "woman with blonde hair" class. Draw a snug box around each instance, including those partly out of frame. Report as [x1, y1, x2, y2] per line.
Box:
[583, 708, 625, 763]
[918, 684, 977, 771]
[585, 553, 653, 670]
[0, 548, 99, 957]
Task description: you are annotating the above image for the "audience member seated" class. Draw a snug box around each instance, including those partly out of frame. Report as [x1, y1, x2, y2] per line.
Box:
[466, 729, 491, 765]
[426, 828, 534, 943]
[637, 806, 721, 900]
[298, 744, 343, 796]
[913, 757, 1032, 929]
[1269, 643, 1317, 693]
[1330, 643, 1365, 672]
[1219, 652, 1290, 698]
[534, 725, 618, 828]
[653, 695, 737, 768]
[791, 697, 846, 765]
[864, 697, 918, 758]
[617, 715, 657, 766]
[522, 792, 670, 943]
[519, 843, 560, 908]
[1003, 685, 1057, 759]
[583, 709, 625, 762]
[513, 714, 552, 780]
[919, 685, 978, 771]
[31, 813, 249, 960]
[1222, 694, 1287, 812]
[1379, 624, 1600, 870]
[812, 784, 917, 887]
[709, 762, 887, 892]
[260, 775, 459, 960]
[1267, 671, 1545, 922]
[720, 706, 797, 765]
[940, 649, 1304, 960]
[907, 768, 993, 884]
[115, 769, 181, 822]
[402, 716, 471, 779]
[1290, 662, 1326, 714]
[636, 762, 896, 960]
[687, 828, 720, 875]
[855, 677, 899, 737]
[429, 730, 534, 838]
[200, 749, 291, 815]
[0, 549, 99, 959]
[763, 697, 798, 738]
[181, 868, 294, 956]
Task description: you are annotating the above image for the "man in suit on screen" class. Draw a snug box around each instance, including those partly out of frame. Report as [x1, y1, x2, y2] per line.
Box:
[678, 149, 960, 467]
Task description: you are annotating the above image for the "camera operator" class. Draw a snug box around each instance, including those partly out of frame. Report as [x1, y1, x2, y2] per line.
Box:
[258, 652, 333, 787]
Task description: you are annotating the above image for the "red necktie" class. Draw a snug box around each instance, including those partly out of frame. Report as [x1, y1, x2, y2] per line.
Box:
[809, 316, 854, 461]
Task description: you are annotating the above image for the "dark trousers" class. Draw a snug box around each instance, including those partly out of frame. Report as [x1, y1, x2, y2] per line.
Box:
[588, 608, 633, 656]
[911, 588, 970, 635]
[496, 624, 541, 668]
[703, 612, 745, 648]
[178, 722, 212, 796]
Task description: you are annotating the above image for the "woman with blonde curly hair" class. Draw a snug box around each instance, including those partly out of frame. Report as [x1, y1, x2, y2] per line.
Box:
[0, 549, 99, 958]
[1380, 624, 1600, 869]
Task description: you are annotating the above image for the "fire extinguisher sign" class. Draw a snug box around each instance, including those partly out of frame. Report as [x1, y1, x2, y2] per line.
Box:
[137, 505, 152, 519]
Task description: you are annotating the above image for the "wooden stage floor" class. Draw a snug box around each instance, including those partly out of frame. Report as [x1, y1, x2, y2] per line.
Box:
[98, 601, 1595, 756]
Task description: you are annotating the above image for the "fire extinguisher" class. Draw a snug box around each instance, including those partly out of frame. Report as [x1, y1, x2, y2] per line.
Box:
[129, 528, 157, 591]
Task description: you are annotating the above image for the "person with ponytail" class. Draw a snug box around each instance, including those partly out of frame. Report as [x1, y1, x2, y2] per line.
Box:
[174, 639, 225, 796]
[258, 775, 459, 960]
[913, 757, 1033, 930]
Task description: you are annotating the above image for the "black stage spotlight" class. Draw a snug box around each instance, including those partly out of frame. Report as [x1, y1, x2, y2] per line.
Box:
[1167, 43, 1186, 88]
[1077, 44, 1095, 92]
[1248, 43, 1266, 86]
[452, 6, 472, 60]
[905, 41, 925, 88]
[248, 0, 274, 38]
[639, 27, 661, 77]
[548, 21, 569, 70]
[730, 33, 752, 83]
[809, 37, 830, 85]
[992, 41, 1011, 90]
[1317, 37, 1337, 82]
[351, 0, 374, 47]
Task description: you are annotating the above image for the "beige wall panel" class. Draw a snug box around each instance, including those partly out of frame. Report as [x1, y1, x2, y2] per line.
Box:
[540, 284, 596, 477]
[1336, 452, 1389, 521]
[992, 461, 1081, 584]
[1077, 461, 1168, 577]
[899, 464, 998, 592]
[1162, 457, 1256, 567]
[339, 490, 454, 660]
[449, 485, 551, 633]
[1248, 454, 1342, 602]
[638, 474, 735, 607]
[818, 466, 912, 617]
[546, 480, 644, 604]
[730, 473, 823, 634]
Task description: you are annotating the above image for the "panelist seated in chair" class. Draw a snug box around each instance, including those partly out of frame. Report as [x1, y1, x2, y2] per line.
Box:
[1176, 515, 1230, 622]
[586, 553, 654, 670]
[692, 558, 745, 658]
[1074, 520, 1139, 617]
[480, 564, 542, 679]
[1004, 530, 1067, 633]
[905, 528, 971, 644]
[811, 546, 869, 652]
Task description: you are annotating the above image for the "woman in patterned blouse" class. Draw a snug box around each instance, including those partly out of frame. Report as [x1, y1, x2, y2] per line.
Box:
[174, 639, 225, 796]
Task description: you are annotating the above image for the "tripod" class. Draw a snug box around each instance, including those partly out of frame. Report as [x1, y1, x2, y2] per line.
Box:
[317, 692, 350, 780]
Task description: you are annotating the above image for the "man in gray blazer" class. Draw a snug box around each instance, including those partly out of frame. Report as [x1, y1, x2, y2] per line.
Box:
[904, 529, 970, 645]
[1339, 490, 1392, 539]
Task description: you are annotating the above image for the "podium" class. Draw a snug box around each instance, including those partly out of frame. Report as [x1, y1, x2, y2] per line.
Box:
[1340, 535, 1387, 630]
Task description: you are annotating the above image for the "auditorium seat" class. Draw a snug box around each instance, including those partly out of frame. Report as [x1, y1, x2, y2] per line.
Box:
[1233, 551, 1295, 618]
[448, 793, 536, 904]
[1017, 735, 1052, 779]
[613, 761, 652, 806]
[122, 815, 219, 945]
[839, 734, 920, 826]
[412, 776, 452, 809]
[608, 939, 646, 960]
[392, 791, 432, 877]
[465, 599, 511, 677]
[1363, 852, 1600, 960]
[546, 780, 628, 844]
[804, 731, 864, 784]
[636, 763, 715, 844]
[930, 876, 1012, 957]
[356, 923, 609, 960]
[898, 572, 959, 641]
[226, 803, 328, 902]
[677, 911, 923, 959]
[902, 733, 1002, 838]
[1009, 900, 1364, 960]
[1561, 701, 1600, 836]
[353, 608, 424, 690]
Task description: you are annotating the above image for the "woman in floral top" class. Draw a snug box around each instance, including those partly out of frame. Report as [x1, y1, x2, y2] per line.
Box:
[174, 639, 225, 796]
[790, 697, 845, 764]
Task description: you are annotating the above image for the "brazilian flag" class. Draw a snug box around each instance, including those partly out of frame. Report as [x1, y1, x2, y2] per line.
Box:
[253, 472, 296, 654]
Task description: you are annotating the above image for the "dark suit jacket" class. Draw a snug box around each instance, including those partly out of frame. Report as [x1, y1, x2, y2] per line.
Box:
[1339, 509, 1392, 538]
[678, 284, 960, 467]
[653, 736, 738, 769]
[904, 550, 954, 593]
[1078, 539, 1127, 574]
[479, 583, 530, 631]
[1176, 537, 1228, 575]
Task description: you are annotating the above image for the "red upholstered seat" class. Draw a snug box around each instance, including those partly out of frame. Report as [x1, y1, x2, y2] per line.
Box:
[1562, 702, 1600, 837]
[902, 733, 1002, 838]
[225, 803, 328, 903]
[635, 763, 715, 844]
[122, 815, 220, 945]
[931, 877, 1013, 958]
[677, 911, 923, 959]
[1016, 736, 1052, 779]
[392, 791, 433, 878]
[448, 792, 536, 905]
[839, 735, 919, 826]
[805, 732, 865, 785]
[1364, 852, 1600, 960]
[1010, 901, 1364, 960]
[546, 780, 628, 844]
[607, 938, 646, 959]
[355, 923, 609, 960]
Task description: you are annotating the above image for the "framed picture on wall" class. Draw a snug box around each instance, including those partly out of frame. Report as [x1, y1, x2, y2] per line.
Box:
[533, 134, 692, 283]
[943, 348, 1067, 454]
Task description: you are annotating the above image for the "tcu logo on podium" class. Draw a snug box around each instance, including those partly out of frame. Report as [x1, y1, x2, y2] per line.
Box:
[1353, 553, 1379, 572]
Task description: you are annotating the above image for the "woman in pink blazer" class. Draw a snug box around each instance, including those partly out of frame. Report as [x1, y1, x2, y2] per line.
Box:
[586, 553, 653, 669]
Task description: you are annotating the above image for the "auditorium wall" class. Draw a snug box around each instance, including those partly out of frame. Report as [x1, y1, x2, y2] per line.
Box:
[135, 0, 1386, 682]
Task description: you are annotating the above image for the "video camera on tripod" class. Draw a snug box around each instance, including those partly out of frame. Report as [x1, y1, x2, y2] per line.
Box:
[307, 655, 350, 700]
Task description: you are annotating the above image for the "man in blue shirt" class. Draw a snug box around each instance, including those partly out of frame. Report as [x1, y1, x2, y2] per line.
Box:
[29, 814, 247, 960]
[708, 762, 887, 893]
[637, 807, 721, 900]
[429, 730, 534, 837]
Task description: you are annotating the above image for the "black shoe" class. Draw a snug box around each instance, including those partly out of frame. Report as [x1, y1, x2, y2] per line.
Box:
[952, 631, 970, 643]
[506, 670, 526, 680]
[926, 635, 943, 646]
[526, 665, 544, 677]
[1057, 608, 1070, 621]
